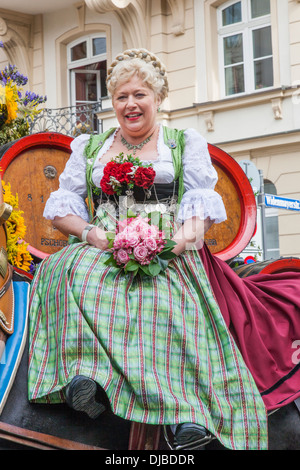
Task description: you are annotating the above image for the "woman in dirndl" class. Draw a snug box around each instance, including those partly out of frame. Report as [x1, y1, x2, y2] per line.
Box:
[28, 48, 269, 450]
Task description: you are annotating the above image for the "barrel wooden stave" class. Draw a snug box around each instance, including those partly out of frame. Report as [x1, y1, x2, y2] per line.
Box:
[205, 144, 257, 261]
[3, 147, 69, 256]
[0, 133, 72, 258]
[205, 165, 242, 253]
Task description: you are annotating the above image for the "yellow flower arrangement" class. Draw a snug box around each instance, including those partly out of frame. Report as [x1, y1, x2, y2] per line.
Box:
[0, 83, 18, 124]
[2, 180, 33, 272]
[6, 207, 27, 241]
[0, 52, 47, 144]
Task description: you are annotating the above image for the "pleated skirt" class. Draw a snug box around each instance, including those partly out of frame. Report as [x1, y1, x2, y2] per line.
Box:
[28, 212, 267, 450]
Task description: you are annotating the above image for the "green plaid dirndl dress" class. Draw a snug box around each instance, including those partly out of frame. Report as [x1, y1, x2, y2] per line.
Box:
[28, 200, 267, 450]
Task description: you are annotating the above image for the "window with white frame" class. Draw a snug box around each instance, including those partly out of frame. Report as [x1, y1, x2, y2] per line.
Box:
[218, 0, 273, 97]
[68, 34, 108, 106]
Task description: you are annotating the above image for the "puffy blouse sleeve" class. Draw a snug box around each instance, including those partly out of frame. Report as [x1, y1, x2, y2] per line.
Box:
[43, 134, 90, 222]
[177, 128, 227, 224]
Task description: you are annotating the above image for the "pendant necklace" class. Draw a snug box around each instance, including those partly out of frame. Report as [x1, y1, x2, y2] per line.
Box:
[121, 132, 153, 155]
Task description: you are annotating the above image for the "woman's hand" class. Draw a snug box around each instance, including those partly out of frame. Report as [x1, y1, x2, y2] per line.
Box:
[86, 227, 110, 250]
[171, 216, 214, 257]
[52, 214, 110, 251]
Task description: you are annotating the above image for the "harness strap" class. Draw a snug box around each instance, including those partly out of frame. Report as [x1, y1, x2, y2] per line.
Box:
[0, 421, 105, 450]
[0, 264, 13, 299]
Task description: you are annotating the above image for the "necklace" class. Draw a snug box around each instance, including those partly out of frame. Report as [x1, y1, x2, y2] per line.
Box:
[121, 133, 153, 155]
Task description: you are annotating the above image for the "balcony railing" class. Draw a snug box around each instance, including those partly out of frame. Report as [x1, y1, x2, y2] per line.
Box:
[29, 102, 103, 136]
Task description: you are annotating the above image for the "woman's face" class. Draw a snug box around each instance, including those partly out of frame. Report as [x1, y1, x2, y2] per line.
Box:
[112, 74, 161, 140]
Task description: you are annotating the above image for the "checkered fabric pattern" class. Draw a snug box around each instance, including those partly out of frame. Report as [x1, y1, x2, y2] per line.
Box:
[28, 211, 267, 450]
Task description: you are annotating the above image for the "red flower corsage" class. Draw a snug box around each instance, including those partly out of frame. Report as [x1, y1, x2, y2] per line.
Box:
[100, 153, 155, 196]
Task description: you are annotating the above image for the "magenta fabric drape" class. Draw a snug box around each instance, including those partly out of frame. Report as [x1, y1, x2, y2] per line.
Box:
[199, 244, 300, 411]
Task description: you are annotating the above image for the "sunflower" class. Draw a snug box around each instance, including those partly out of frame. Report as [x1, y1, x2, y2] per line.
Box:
[0, 87, 7, 129]
[0, 83, 18, 125]
[2, 180, 33, 271]
[8, 241, 32, 271]
[5, 208, 27, 241]
[2, 180, 18, 208]
[4, 83, 18, 123]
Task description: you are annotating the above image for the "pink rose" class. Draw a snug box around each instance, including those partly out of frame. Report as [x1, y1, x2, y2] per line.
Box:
[113, 233, 126, 250]
[117, 217, 135, 233]
[147, 224, 159, 238]
[129, 216, 149, 233]
[115, 249, 130, 265]
[133, 245, 149, 264]
[144, 237, 157, 252]
[136, 223, 153, 239]
[126, 233, 140, 247]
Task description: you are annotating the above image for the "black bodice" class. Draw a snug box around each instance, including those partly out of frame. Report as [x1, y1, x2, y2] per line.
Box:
[93, 180, 179, 212]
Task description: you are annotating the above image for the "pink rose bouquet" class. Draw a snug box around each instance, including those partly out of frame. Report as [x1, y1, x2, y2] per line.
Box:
[104, 212, 177, 277]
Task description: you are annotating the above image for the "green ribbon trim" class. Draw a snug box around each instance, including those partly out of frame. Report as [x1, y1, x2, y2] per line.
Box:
[162, 126, 185, 203]
[84, 128, 116, 220]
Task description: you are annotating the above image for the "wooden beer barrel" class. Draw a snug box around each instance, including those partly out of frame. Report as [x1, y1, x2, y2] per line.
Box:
[234, 257, 300, 277]
[206, 144, 257, 261]
[0, 133, 72, 259]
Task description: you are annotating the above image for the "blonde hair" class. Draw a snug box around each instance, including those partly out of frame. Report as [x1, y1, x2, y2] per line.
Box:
[107, 48, 169, 102]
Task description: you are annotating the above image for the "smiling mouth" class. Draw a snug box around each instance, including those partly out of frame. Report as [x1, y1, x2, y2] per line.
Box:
[125, 113, 142, 120]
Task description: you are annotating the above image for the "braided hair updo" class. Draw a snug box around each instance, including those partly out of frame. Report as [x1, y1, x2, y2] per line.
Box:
[107, 48, 169, 102]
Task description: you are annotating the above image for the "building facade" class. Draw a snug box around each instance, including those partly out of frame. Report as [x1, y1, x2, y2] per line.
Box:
[0, 0, 299, 258]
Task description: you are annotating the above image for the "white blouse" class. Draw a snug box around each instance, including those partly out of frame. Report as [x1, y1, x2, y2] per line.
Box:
[43, 125, 227, 224]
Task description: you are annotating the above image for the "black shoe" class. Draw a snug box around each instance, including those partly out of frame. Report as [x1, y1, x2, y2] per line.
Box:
[65, 375, 106, 419]
[174, 423, 213, 450]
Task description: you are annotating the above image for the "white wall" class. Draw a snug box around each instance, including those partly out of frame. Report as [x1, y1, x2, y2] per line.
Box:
[42, 5, 123, 108]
